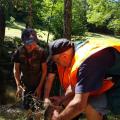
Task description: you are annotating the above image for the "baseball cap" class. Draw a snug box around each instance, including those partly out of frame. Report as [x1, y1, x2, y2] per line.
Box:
[21, 28, 38, 45]
[49, 38, 74, 56]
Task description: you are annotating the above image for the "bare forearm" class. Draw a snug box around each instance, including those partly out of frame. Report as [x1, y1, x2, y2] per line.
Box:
[59, 99, 83, 120]
[13, 63, 21, 86]
[39, 63, 47, 88]
[56, 93, 89, 120]
[44, 81, 52, 98]
[39, 73, 46, 87]
[44, 73, 55, 99]
[59, 92, 74, 107]
[14, 71, 21, 86]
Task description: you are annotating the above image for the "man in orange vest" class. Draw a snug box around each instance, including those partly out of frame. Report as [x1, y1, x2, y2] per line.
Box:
[48, 38, 120, 120]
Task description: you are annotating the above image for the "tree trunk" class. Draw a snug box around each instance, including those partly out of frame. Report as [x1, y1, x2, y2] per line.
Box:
[0, 7, 5, 43]
[27, 0, 33, 28]
[63, 0, 72, 40]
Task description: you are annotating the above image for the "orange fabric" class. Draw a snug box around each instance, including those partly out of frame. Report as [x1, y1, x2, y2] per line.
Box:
[57, 39, 120, 95]
[90, 79, 114, 96]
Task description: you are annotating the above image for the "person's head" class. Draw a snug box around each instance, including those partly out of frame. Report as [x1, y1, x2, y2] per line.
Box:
[49, 38, 74, 67]
[21, 28, 38, 51]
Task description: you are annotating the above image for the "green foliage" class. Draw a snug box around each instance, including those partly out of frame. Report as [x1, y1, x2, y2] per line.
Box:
[107, 1, 120, 35]
[9, 16, 15, 25]
[72, 0, 87, 35]
[87, 0, 114, 26]
[41, 0, 64, 39]
[3, 0, 120, 38]
[87, 0, 120, 34]
[108, 19, 120, 35]
[0, 0, 12, 19]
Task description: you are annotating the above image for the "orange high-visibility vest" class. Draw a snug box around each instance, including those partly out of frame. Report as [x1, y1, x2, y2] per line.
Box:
[57, 38, 120, 95]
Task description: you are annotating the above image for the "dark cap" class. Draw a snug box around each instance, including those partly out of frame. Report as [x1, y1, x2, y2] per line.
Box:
[21, 28, 38, 45]
[49, 38, 74, 56]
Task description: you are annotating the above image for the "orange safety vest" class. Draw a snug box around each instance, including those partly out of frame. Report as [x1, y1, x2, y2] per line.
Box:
[57, 38, 120, 95]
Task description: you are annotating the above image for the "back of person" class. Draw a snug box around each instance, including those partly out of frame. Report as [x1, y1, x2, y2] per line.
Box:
[106, 49, 120, 114]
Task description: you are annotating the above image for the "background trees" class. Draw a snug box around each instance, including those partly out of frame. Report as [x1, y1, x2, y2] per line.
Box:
[0, 0, 120, 42]
[87, 0, 120, 35]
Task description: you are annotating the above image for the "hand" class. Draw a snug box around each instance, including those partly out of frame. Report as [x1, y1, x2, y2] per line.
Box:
[16, 85, 25, 98]
[44, 103, 63, 120]
[51, 109, 60, 120]
[50, 96, 62, 105]
[65, 85, 74, 96]
[44, 98, 52, 108]
[34, 85, 42, 98]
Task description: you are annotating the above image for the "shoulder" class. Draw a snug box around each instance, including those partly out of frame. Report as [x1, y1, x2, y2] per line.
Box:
[17, 46, 26, 54]
[13, 46, 24, 57]
[36, 46, 46, 53]
[12, 46, 24, 62]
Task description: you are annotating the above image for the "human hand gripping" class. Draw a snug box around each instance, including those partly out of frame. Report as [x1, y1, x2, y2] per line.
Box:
[34, 85, 42, 98]
[50, 96, 63, 106]
[51, 109, 61, 120]
[16, 85, 25, 98]
[44, 98, 52, 108]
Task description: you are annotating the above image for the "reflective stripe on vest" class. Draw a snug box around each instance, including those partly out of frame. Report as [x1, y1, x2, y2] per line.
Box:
[57, 38, 120, 95]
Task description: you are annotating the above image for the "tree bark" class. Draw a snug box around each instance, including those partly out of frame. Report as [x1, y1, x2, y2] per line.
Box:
[27, 0, 33, 28]
[63, 0, 72, 40]
[0, 7, 5, 43]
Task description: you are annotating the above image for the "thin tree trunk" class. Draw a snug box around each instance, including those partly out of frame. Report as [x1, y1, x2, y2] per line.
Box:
[63, 0, 72, 40]
[0, 7, 5, 43]
[27, 0, 33, 28]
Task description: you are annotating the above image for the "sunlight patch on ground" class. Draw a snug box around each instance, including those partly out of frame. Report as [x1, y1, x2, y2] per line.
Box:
[5, 22, 54, 42]
[5, 27, 22, 39]
[85, 32, 120, 40]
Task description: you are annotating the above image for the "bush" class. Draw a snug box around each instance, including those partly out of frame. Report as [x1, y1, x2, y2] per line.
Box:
[107, 19, 120, 35]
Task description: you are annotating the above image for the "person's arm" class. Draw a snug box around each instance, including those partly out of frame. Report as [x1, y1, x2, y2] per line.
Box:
[44, 73, 55, 98]
[34, 62, 47, 97]
[44, 73, 55, 106]
[52, 92, 89, 120]
[58, 85, 75, 108]
[13, 62, 25, 97]
[44, 60, 58, 103]
[13, 63, 21, 87]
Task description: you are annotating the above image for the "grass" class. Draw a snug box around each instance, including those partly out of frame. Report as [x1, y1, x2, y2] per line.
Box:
[5, 21, 54, 43]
